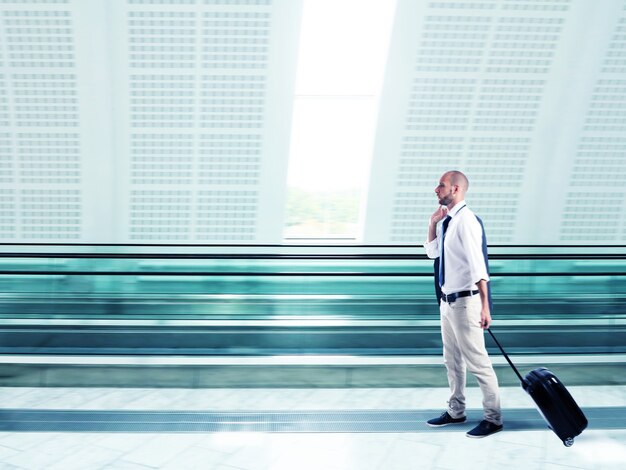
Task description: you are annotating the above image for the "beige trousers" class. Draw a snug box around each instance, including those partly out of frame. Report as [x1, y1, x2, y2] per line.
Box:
[440, 294, 502, 425]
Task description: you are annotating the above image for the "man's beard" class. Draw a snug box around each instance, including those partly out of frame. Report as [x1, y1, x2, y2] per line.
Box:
[439, 193, 453, 206]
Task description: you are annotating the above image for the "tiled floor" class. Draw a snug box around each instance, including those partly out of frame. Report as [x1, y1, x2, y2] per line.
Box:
[0, 385, 624, 470]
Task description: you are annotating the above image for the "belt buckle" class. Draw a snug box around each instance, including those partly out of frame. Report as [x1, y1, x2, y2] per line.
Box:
[442, 292, 456, 303]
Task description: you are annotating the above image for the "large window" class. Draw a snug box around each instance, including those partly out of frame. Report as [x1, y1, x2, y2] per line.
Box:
[283, 0, 397, 242]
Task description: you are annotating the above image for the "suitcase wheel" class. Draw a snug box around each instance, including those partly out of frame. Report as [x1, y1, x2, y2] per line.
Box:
[564, 438, 574, 447]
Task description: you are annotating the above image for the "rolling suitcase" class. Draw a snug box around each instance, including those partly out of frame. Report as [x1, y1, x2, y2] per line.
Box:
[487, 329, 588, 447]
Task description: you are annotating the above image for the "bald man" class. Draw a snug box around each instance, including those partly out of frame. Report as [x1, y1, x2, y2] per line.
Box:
[424, 170, 503, 438]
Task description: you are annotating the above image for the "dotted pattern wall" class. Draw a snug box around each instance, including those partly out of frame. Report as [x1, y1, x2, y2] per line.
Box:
[562, 4, 626, 242]
[127, 0, 270, 241]
[0, 0, 82, 240]
[0, 132, 15, 239]
[0, 26, 11, 239]
[390, 0, 569, 243]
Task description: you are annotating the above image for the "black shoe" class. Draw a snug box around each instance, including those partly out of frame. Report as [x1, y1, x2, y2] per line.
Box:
[427, 411, 467, 427]
[466, 420, 503, 438]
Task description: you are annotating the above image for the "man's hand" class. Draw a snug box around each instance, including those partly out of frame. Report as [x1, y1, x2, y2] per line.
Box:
[427, 206, 448, 243]
[476, 280, 491, 329]
[480, 307, 491, 329]
[430, 206, 448, 226]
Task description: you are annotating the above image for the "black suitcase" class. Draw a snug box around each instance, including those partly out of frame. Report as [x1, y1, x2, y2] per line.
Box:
[488, 329, 588, 447]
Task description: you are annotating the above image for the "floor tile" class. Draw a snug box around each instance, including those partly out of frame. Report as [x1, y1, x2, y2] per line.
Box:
[0, 385, 623, 470]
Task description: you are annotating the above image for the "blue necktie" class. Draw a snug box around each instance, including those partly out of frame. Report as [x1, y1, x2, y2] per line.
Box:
[433, 210, 492, 309]
[438, 215, 451, 287]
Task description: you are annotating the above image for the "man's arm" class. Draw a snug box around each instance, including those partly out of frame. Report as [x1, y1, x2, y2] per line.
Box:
[428, 206, 447, 242]
[459, 214, 490, 329]
[424, 206, 447, 259]
[476, 279, 491, 329]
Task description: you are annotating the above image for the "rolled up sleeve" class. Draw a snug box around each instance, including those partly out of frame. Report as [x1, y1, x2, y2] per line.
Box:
[423, 238, 439, 259]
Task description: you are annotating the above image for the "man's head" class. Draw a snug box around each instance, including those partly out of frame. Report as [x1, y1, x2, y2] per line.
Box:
[435, 170, 469, 208]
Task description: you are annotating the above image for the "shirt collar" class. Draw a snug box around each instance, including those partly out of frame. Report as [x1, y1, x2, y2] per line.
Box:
[447, 200, 467, 218]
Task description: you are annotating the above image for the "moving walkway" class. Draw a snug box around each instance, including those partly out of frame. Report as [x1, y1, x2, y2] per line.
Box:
[0, 244, 624, 387]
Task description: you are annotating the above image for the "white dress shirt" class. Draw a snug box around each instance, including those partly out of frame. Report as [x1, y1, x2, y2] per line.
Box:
[423, 200, 489, 295]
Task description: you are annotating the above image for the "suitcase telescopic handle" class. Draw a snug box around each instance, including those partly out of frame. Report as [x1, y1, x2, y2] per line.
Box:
[487, 328, 525, 384]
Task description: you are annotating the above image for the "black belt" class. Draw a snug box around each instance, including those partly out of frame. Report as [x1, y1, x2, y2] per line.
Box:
[440, 290, 479, 303]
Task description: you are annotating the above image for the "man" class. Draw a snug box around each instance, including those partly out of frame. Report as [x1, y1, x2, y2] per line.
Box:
[423, 170, 503, 438]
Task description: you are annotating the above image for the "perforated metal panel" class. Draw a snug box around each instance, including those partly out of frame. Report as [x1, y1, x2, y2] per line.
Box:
[387, 1, 569, 244]
[0, 2, 83, 241]
[561, 4, 626, 242]
[126, 0, 276, 242]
